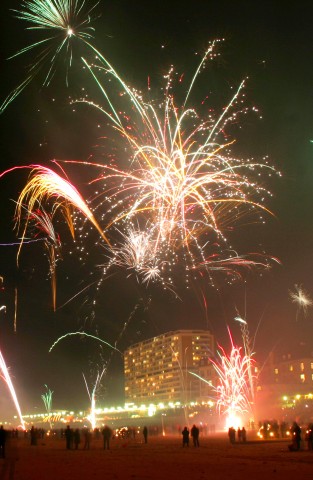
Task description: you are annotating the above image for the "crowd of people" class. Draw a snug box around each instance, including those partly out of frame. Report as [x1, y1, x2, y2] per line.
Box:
[63, 424, 150, 449]
[258, 419, 290, 438]
[1, 420, 313, 456]
[228, 427, 247, 444]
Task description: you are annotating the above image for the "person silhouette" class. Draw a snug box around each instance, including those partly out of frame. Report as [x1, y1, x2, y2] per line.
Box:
[102, 425, 112, 449]
[182, 427, 189, 447]
[191, 424, 200, 447]
[0, 426, 7, 458]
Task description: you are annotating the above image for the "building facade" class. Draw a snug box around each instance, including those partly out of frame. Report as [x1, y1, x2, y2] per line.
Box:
[124, 330, 215, 404]
[256, 348, 313, 421]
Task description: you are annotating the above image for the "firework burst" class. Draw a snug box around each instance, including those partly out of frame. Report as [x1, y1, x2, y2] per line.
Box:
[289, 284, 313, 320]
[3, 34, 278, 294]
[41, 384, 54, 428]
[64, 40, 277, 286]
[210, 328, 255, 429]
[1, 0, 99, 112]
[13, 163, 109, 251]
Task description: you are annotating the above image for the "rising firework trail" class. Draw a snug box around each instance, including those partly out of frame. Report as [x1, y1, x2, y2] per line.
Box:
[0, 350, 25, 430]
[83, 367, 105, 430]
[234, 314, 255, 403]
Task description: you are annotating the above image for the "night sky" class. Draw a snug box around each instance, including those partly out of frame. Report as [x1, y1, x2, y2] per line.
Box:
[0, 0, 313, 419]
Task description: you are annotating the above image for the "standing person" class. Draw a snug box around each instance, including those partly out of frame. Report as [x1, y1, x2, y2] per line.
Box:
[30, 426, 37, 446]
[83, 428, 91, 450]
[190, 424, 200, 447]
[0, 426, 7, 458]
[142, 426, 148, 444]
[237, 427, 242, 442]
[305, 424, 313, 450]
[74, 428, 81, 450]
[65, 425, 72, 450]
[291, 422, 301, 451]
[102, 425, 112, 449]
[241, 427, 247, 442]
[182, 426, 189, 447]
[228, 427, 236, 444]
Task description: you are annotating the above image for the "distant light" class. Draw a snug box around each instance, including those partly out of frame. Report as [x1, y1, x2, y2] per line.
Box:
[148, 405, 156, 417]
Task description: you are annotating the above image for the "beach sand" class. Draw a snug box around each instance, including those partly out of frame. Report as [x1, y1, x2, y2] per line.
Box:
[1, 432, 313, 480]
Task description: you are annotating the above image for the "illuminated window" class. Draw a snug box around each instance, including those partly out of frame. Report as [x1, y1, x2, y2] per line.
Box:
[300, 374, 305, 383]
[274, 368, 279, 375]
[300, 362, 305, 371]
[289, 365, 293, 372]
[311, 363, 313, 370]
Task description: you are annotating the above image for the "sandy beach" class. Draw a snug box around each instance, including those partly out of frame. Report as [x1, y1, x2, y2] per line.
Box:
[1, 432, 313, 480]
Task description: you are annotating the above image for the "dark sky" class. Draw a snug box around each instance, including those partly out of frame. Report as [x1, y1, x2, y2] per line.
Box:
[0, 0, 313, 419]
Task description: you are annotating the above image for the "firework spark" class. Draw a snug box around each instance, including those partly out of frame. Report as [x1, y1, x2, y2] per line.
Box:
[105, 227, 165, 286]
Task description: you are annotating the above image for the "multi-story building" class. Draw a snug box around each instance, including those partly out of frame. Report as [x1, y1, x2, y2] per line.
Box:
[124, 330, 215, 404]
[256, 344, 313, 420]
[261, 352, 313, 387]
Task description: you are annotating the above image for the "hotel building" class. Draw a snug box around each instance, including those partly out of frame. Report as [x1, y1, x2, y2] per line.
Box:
[124, 329, 215, 404]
